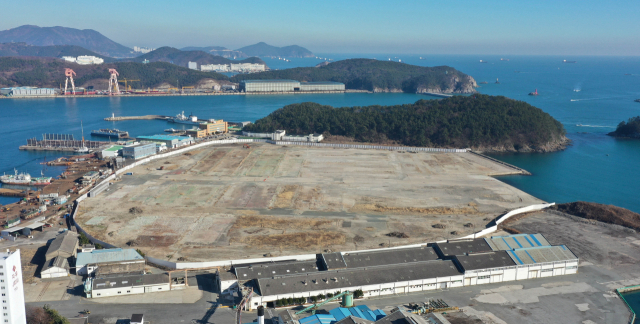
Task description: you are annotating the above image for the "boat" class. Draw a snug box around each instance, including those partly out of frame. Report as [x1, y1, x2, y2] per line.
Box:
[0, 170, 51, 186]
[573, 89, 581, 92]
[479, 60, 488, 63]
[169, 111, 202, 126]
[164, 128, 184, 133]
[77, 121, 89, 153]
[563, 60, 577, 63]
[500, 58, 509, 61]
[91, 128, 129, 138]
[528, 89, 539, 96]
[495, 78, 500, 84]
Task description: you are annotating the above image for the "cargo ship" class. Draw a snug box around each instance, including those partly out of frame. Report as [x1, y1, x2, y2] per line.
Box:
[91, 128, 129, 138]
[0, 169, 52, 186]
[169, 111, 202, 126]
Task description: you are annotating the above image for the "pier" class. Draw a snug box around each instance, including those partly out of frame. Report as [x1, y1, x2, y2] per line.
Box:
[0, 188, 27, 198]
[104, 114, 169, 121]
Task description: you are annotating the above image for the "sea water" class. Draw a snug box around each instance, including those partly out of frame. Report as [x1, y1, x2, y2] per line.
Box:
[1, 55, 639, 214]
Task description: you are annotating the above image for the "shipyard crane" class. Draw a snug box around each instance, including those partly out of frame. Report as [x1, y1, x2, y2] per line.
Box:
[64, 68, 76, 95]
[118, 78, 140, 91]
[108, 69, 120, 95]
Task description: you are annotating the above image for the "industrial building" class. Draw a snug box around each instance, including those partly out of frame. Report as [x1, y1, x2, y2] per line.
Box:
[41, 257, 70, 279]
[84, 273, 170, 298]
[100, 145, 123, 159]
[76, 248, 145, 276]
[300, 82, 346, 91]
[188, 61, 198, 70]
[62, 55, 104, 65]
[199, 119, 228, 134]
[0, 249, 26, 324]
[201, 63, 266, 73]
[122, 142, 157, 160]
[219, 233, 579, 308]
[45, 231, 79, 261]
[239, 79, 345, 92]
[1, 87, 57, 97]
[186, 128, 207, 138]
[242, 130, 324, 142]
[135, 135, 194, 149]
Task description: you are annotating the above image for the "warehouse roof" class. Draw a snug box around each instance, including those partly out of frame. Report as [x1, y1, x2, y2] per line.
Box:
[507, 245, 578, 265]
[454, 251, 516, 271]
[301, 81, 345, 85]
[235, 260, 319, 280]
[45, 231, 78, 260]
[240, 79, 299, 83]
[434, 239, 493, 257]
[373, 308, 425, 324]
[92, 273, 168, 291]
[77, 248, 144, 267]
[136, 135, 192, 141]
[257, 260, 461, 297]
[103, 145, 123, 152]
[42, 256, 69, 272]
[321, 252, 347, 269]
[334, 316, 374, 324]
[335, 246, 438, 269]
[486, 234, 550, 251]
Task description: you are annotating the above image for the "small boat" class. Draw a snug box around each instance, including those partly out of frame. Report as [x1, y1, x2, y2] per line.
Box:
[528, 89, 539, 96]
[479, 60, 488, 63]
[500, 58, 509, 61]
[573, 89, 581, 92]
[164, 128, 182, 133]
[495, 78, 500, 84]
[576, 124, 583, 126]
[563, 60, 577, 63]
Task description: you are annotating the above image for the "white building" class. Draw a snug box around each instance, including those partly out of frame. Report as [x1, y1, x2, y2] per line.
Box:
[201, 64, 229, 72]
[188, 61, 198, 70]
[200, 63, 265, 73]
[61, 56, 76, 63]
[133, 46, 155, 54]
[0, 249, 26, 324]
[41, 257, 69, 279]
[84, 273, 170, 298]
[75, 56, 104, 65]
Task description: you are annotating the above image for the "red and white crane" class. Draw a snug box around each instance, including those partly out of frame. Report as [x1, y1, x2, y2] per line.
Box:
[108, 68, 120, 95]
[64, 68, 76, 95]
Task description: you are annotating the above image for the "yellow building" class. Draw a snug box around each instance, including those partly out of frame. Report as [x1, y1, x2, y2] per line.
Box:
[186, 128, 207, 138]
[199, 119, 228, 134]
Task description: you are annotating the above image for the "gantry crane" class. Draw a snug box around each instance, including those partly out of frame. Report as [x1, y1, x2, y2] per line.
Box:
[64, 68, 76, 95]
[108, 68, 120, 95]
[118, 78, 141, 91]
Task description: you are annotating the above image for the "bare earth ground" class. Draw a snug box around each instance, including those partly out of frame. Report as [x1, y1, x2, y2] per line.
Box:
[76, 143, 540, 262]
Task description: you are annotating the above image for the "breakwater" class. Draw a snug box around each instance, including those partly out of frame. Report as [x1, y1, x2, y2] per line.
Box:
[104, 115, 169, 121]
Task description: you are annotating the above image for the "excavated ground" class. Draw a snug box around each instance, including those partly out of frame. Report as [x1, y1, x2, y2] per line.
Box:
[76, 143, 539, 262]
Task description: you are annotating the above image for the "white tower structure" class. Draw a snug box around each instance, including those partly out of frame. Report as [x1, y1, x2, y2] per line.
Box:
[108, 68, 120, 95]
[0, 249, 26, 324]
[64, 68, 76, 95]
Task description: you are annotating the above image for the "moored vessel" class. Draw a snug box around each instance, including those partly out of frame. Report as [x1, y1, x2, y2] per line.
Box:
[0, 169, 51, 186]
[91, 128, 129, 138]
[169, 111, 202, 126]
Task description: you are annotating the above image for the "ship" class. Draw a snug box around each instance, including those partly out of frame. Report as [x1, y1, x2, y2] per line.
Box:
[528, 89, 539, 96]
[563, 60, 577, 63]
[169, 111, 202, 126]
[479, 60, 488, 63]
[91, 128, 129, 138]
[0, 170, 51, 186]
[495, 78, 500, 84]
[500, 58, 509, 61]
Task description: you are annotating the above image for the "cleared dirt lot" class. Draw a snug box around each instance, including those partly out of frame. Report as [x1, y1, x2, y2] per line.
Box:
[76, 143, 540, 261]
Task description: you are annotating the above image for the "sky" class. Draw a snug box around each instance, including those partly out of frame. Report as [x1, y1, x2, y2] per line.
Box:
[1, 0, 639, 55]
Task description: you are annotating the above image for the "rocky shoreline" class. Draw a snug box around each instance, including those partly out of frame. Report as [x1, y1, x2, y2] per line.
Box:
[473, 135, 572, 153]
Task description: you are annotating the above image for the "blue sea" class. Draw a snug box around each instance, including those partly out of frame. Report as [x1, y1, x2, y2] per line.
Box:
[1, 54, 640, 216]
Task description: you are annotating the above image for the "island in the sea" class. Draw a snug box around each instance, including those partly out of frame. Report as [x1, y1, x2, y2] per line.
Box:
[231, 58, 477, 94]
[243, 94, 569, 152]
[608, 116, 640, 139]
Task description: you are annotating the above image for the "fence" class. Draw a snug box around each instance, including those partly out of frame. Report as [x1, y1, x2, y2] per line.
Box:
[272, 141, 468, 153]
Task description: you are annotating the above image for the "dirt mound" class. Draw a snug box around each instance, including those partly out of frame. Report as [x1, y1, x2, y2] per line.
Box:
[551, 201, 640, 231]
[243, 232, 345, 249]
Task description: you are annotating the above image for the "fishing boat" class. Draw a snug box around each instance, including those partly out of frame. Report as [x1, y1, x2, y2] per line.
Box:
[169, 111, 202, 126]
[91, 128, 129, 138]
[528, 89, 539, 96]
[0, 169, 51, 186]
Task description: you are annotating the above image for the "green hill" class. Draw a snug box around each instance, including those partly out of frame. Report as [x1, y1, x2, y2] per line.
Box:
[123, 47, 266, 68]
[608, 116, 640, 138]
[0, 57, 228, 88]
[236, 42, 313, 58]
[243, 95, 568, 152]
[231, 59, 477, 93]
[0, 42, 115, 61]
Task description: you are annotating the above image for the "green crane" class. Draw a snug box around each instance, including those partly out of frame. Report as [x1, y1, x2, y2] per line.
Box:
[294, 290, 353, 315]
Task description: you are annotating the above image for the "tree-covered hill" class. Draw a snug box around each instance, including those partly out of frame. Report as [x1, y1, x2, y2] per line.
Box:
[608, 116, 640, 138]
[244, 95, 568, 152]
[0, 57, 228, 88]
[122, 47, 266, 68]
[0, 43, 115, 62]
[236, 42, 313, 58]
[231, 59, 477, 94]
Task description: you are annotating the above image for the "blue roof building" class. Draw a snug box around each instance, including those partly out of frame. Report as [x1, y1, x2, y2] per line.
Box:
[76, 248, 144, 276]
[298, 306, 386, 324]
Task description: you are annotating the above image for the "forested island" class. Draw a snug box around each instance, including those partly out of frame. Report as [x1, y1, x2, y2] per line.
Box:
[608, 116, 640, 138]
[231, 59, 477, 94]
[243, 95, 568, 152]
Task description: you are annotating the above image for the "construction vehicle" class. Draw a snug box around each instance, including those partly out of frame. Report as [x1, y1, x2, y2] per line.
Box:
[295, 291, 354, 315]
[243, 144, 251, 149]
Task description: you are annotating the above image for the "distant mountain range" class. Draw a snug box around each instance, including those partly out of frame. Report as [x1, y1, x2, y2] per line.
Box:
[0, 25, 134, 57]
[123, 47, 267, 68]
[180, 46, 247, 58]
[236, 42, 314, 58]
[0, 42, 116, 62]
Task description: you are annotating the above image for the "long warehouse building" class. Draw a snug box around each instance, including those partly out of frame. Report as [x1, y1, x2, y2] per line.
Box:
[221, 233, 579, 308]
[239, 80, 345, 92]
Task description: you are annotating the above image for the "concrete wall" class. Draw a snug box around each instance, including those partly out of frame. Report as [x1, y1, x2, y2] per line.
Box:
[91, 282, 170, 298]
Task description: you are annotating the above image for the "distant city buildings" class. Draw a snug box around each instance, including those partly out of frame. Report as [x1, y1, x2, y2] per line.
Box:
[200, 63, 266, 73]
[133, 46, 155, 54]
[61, 55, 104, 65]
[188, 61, 198, 70]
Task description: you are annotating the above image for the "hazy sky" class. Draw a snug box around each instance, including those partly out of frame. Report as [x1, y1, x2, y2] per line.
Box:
[2, 0, 639, 55]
